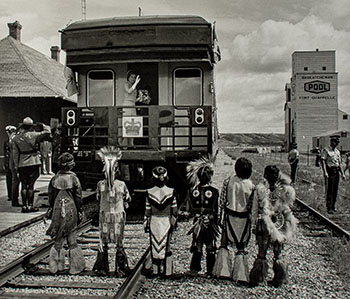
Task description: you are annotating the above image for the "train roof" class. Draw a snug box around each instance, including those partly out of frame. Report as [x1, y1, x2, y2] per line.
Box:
[61, 15, 220, 66]
[62, 15, 210, 31]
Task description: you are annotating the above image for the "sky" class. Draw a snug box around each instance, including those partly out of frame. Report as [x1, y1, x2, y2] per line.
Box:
[1, 0, 350, 134]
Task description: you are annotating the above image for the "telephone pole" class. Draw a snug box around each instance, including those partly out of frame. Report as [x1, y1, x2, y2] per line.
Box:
[82, 0, 86, 20]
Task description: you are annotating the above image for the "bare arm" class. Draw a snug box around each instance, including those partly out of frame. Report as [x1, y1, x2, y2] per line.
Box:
[124, 76, 140, 94]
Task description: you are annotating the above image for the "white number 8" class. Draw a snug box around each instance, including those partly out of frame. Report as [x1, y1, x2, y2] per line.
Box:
[66, 110, 76, 126]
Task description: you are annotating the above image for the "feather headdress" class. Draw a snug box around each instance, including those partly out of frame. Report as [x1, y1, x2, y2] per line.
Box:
[97, 146, 122, 194]
[186, 155, 215, 188]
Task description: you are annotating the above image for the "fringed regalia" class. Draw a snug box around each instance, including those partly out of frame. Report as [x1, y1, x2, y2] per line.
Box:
[249, 174, 298, 287]
[46, 170, 86, 274]
[187, 184, 220, 275]
[92, 146, 131, 277]
[214, 175, 254, 282]
[145, 185, 178, 277]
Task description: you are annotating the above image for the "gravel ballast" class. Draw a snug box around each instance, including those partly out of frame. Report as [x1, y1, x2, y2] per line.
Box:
[136, 149, 350, 299]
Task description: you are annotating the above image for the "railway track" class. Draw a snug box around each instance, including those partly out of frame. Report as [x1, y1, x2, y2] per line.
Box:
[221, 147, 350, 237]
[0, 221, 150, 298]
[295, 197, 349, 240]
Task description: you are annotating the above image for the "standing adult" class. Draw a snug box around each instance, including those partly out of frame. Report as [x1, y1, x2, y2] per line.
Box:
[320, 135, 346, 214]
[40, 140, 53, 175]
[314, 147, 321, 167]
[8, 126, 21, 206]
[120, 70, 141, 148]
[12, 117, 51, 212]
[288, 143, 299, 184]
[51, 124, 62, 174]
[344, 152, 350, 180]
[3, 126, 17, 203]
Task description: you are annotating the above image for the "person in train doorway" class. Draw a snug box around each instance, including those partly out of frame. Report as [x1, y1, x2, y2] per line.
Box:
[249, 165, 297, 287]
[119, 70, 141, 148]
[4, 125, 20, 206]
[46, 152, 86, 274]
[320, 135, 346, 214]
[213, 157, 254, 284]
[12, 117, 51, 212]
[186, 156, 220, 278]
[288, 143, 299, 184]
[93, 146, 132, 277]
[144, 166, 178, 278]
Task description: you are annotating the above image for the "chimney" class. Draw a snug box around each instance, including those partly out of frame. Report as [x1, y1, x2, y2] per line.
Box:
[8, 21, 22, 41]
[50, 46, 61, 62]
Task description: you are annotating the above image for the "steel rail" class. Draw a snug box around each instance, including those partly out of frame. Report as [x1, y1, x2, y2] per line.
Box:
[0, 214, 45, 238]
[113, 246, 151, 299]
[295, 197, 349, 241]
[0, 220, 92, 288]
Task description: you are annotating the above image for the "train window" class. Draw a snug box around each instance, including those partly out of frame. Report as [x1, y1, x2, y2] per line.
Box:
[87, 70, 115, 107]
[173, 68, 202, 106]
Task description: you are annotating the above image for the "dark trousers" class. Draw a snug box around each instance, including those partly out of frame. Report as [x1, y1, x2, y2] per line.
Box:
[5, 169, 20, 205]
[290, 160, 299, 183]
[5, 169, 12, 200]
[326, 166, 340, 211]
[11, 168, 20, 205]
[18, 165, 40, 207]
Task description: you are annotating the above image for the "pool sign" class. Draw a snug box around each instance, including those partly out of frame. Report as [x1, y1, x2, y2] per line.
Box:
[304, 80, 330, 94]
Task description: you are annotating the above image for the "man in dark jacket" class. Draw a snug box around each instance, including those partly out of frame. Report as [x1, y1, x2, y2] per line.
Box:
[4, 125, 18, 203]
[12, 117, 51, 212]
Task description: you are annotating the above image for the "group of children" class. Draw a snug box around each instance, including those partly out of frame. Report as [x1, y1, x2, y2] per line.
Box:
[185, 156, 297, 287]
[45, 147, 297, 288]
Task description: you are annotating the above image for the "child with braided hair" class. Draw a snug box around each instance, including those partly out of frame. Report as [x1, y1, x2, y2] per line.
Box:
[144, 166, 178, 277]
[46, 152, 85, 274]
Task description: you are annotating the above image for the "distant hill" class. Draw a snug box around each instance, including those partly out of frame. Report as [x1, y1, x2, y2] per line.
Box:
[219, 133, 285, 146]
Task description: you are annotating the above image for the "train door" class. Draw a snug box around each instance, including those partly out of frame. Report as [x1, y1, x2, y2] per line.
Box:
[173, 67, 203, 150]
[127, 63, 158, 105]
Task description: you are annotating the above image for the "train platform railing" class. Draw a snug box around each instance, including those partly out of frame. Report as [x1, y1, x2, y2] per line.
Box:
[61, 105, 212, 156]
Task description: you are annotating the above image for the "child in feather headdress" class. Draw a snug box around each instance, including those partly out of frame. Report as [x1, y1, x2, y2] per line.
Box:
[186, 156, 220, 278]
[92, 146, 131, 277]
[249, 165, 298, 287]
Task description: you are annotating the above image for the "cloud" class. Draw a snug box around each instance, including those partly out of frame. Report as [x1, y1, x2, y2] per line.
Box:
[217, 14, 350, 133]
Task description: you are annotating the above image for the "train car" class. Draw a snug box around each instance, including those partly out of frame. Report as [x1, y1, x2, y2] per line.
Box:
[60, 15, 221, 208]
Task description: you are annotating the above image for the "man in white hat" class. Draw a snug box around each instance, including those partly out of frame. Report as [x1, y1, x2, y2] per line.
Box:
[4, 125, 19, 205]
[12, 117, 51, 212]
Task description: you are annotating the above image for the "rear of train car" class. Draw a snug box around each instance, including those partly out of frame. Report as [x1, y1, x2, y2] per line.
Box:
[60, 15, 221, 209]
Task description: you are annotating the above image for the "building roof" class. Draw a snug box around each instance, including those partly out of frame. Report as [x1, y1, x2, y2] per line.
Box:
[0, 35, 75, 102]
[314, 130, 350, 137]
[338, 108, 350, 115]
